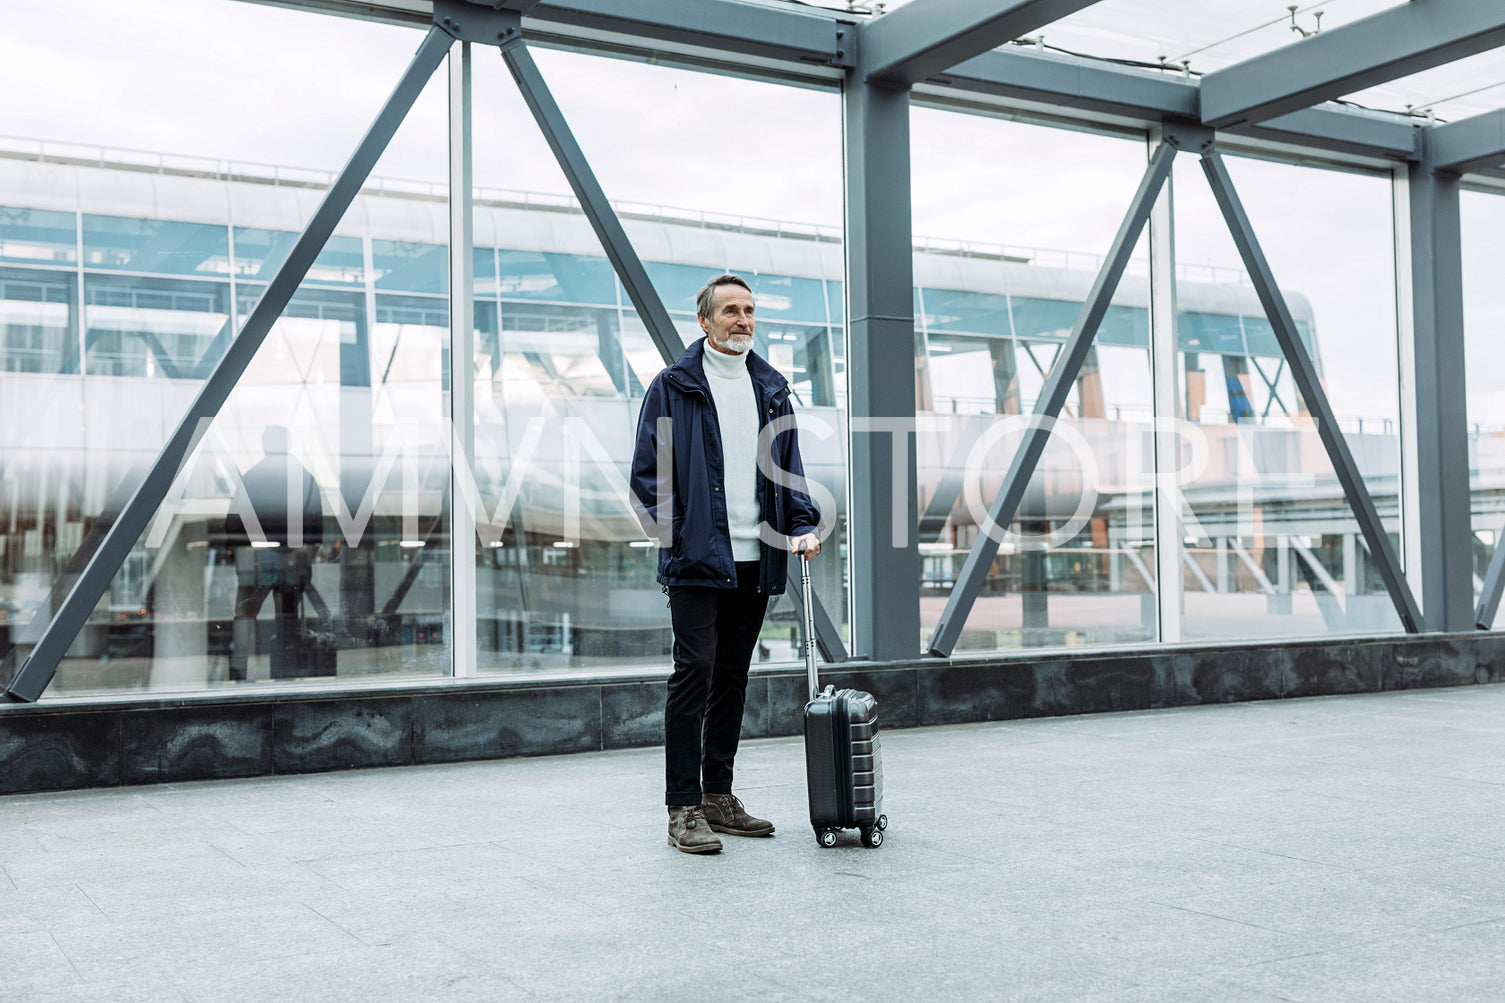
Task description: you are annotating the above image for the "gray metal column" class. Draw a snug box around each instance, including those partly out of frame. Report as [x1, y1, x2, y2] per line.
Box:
[927, 139, 1179, 657]
[1200, 149, 1424, 634]
[1, 27, 455, 702]
[1397, 142, 1473, 632]
[844, 75, 921, 661]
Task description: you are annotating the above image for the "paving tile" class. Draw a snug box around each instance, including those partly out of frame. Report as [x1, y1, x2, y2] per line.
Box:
[49, 902, 362, 982]
[4, 685, 1505, 998]
[1214, 927, 1505, 1002]
[171, 936, 530, 1001]
[0, 930, 87, 998]
[0, 882, 108, 936]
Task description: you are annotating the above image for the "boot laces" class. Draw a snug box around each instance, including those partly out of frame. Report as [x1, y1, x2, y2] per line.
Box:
[679, 804, 708, 829]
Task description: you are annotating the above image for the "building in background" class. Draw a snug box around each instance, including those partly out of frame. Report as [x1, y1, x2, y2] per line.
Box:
[2, 136, 1465, 697]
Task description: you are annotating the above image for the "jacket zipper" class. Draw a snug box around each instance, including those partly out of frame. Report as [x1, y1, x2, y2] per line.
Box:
[666, 360, 791, 594]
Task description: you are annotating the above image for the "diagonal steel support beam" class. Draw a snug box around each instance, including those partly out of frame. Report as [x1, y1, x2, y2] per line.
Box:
[1, 26, 455, 703]
[1477, 527, 1505, 629]
[1200, 149, 1423, 634]
[503, 42, 847, 662]
[863, 0, 1105, 86]
[926, 138, 1180, 657]
[1200, 1, 1505, 129]
[502, 43, 684, 364]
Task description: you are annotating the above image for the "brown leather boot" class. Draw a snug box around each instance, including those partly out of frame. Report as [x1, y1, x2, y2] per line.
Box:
[702, 792, 775, 837]
[667, 804, 723, 854]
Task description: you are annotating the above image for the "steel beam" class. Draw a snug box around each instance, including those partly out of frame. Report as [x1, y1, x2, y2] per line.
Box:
[927, 47, 1419, 162]
[1199, 149, 1424, 634]
[1477, 527, 1505, 629]
[862, 0, 1103, 86]
[1201, 1, 1505, 129]
[2, 26, 455, 702]
[927, 138, 1180, 657]
[1401, 139, 1474, 631]
[845, 76, 921, 661]
[242, 1, 1427, 164]
[531, 0, 850, 69]
[1432, 109, 1505, 174]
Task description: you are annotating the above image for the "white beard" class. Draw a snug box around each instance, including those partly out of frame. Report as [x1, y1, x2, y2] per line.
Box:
[721, 333, 753, 354]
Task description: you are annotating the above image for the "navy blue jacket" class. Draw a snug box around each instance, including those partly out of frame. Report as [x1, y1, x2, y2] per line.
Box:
[629, 338, 822, 595]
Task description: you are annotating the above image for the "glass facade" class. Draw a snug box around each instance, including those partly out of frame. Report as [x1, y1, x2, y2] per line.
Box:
[910, 116, 1159, 650]
[0, 0, 1469, 700]
[1463, 189, 1505, 627]
[0, 137, 1426, 692]
[1172, 154, 1403, 641]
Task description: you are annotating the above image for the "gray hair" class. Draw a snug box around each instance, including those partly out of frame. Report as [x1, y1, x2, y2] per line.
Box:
[695, 273, 752, 320]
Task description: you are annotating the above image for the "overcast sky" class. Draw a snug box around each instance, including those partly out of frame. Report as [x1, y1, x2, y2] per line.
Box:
[5, 0, 1503, 430]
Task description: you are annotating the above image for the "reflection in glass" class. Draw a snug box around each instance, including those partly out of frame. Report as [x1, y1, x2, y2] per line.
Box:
[1173, 154, 1402, 640]
[1462, 191, 1505, 625]
[911, 118, 1158, 652]
[0, 266, 77, 374]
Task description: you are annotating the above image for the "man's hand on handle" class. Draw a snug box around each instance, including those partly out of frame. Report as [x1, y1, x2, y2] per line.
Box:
[792, 533, 821, 559]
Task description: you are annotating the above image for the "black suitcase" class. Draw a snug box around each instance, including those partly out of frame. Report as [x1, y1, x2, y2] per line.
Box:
[800, 554, 887, 848]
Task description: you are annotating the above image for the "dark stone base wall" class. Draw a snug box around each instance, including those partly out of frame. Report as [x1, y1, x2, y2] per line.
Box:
[4, 631, 1504, 795]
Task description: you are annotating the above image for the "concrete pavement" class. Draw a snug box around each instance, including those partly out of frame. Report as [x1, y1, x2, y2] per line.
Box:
[6, 684, 1505, 1000]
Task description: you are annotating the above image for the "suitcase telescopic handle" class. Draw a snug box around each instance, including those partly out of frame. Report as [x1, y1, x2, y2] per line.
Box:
[800, 548, 819, 702]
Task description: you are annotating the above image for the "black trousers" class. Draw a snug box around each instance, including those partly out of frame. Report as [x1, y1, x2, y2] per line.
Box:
[665, 561, 769, 806]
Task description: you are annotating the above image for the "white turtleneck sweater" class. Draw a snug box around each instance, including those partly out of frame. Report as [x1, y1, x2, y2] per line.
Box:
[701, 340, 761, 561]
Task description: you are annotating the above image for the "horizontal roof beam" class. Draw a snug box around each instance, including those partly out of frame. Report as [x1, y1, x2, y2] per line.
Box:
[236, 0, 852, 69]
[239, 0, 1422, 162]
[534, 0, 852, 68]
[861, 0, 1103, 85]
[1201, 0, 1505, 130]
[931, 47, 1418, 161]
[1430, 109, 1505, 173]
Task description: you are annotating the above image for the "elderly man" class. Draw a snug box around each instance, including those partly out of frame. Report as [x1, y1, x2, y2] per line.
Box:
[630, 273, 823, 854]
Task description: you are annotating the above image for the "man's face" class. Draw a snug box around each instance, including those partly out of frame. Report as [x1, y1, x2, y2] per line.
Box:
[700, 283, 755, 355]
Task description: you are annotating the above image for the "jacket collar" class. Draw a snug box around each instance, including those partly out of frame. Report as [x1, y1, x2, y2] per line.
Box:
[667, 337, 788, 397]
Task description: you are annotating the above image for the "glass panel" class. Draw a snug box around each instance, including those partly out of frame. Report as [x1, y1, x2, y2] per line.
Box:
[0, 266, 77, 374]
[1462, 190, 1505, 626]
[495, 250, 617, 305]
[0, 1, 452, 695]
[912, 112, 1156, 651]
[645, 261, 717, 316]
[83, 275, 231, 379]
[921, 288, 1011, 338]
[1173, 153, 1402, 641]
[373, 239, 447, 294]
[0, 206, 78, 266]
[232, 229, 365, 286]
[470, 48, 845, 672]
[82, 214, 231, 277]
[745, 273, 828, 325]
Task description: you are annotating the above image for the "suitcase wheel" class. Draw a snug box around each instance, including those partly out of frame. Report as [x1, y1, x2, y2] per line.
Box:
[861, 828, 883, 848]
[876, 815, 888, 832]
[817, 829, 839, 848]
